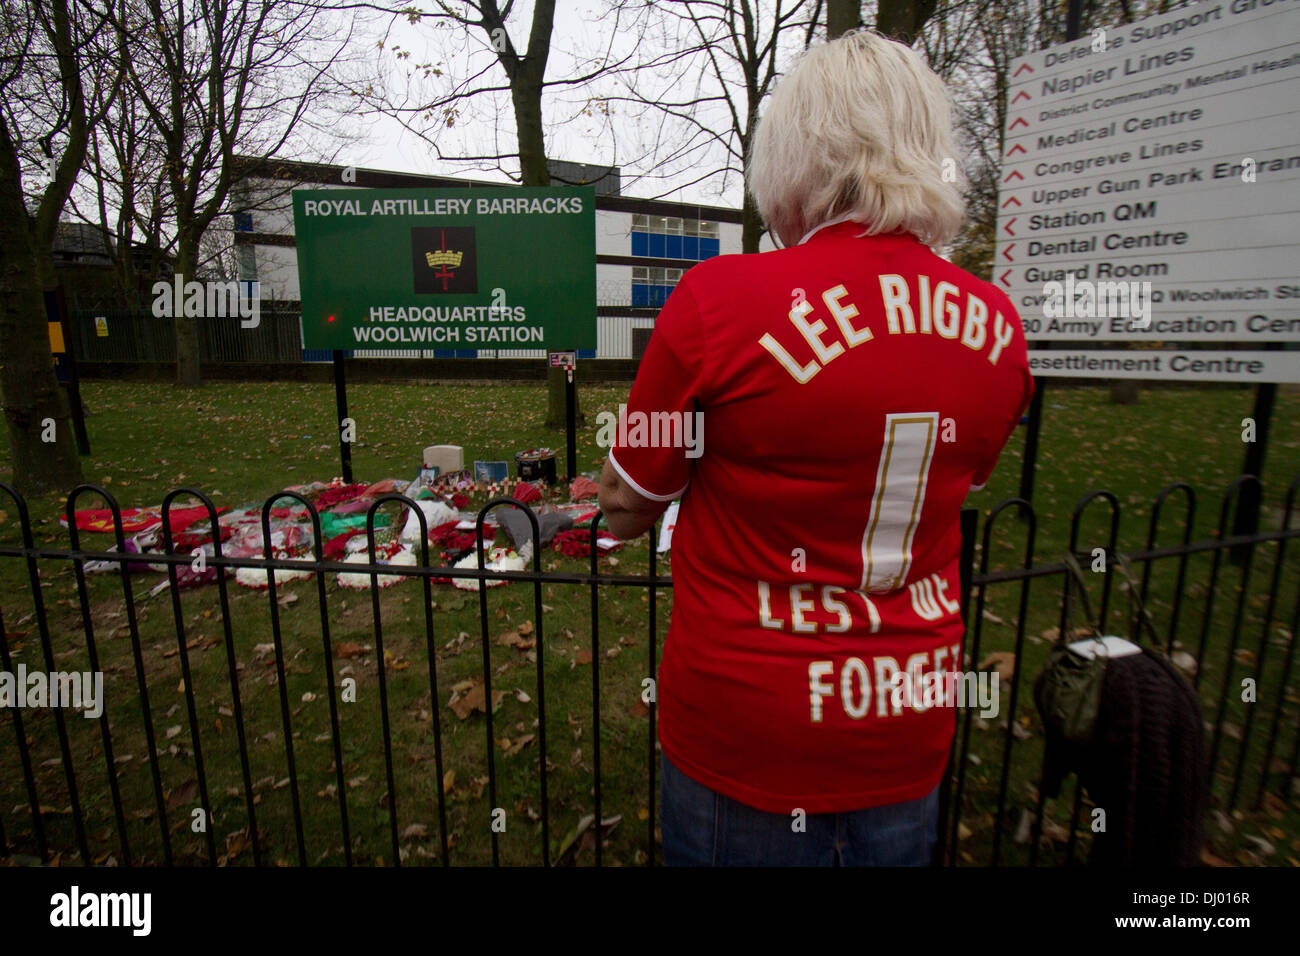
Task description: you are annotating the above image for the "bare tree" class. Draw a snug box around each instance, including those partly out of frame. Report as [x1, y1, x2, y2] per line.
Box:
[103, 0, 366, 387]
[351, 1, 640, 186]
[608, 0, 822, 253]
[62, 1, 172, 314]
[0, 0, 115, 493]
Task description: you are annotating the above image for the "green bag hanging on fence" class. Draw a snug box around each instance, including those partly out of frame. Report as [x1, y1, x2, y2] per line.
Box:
[1034, 551, 1162, 745]
[1034, 553, 1110, 745]
[1035, 639, 1108, 745]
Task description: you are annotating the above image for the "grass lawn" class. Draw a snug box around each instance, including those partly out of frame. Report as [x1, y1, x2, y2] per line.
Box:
[0, 378, 1298, 866]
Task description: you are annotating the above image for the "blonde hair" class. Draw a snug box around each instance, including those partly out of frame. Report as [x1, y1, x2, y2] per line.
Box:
[748, 29, 965, 249]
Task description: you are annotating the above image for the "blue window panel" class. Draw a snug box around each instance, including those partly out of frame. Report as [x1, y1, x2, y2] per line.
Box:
[302, 348, 355, 362]
[632, 284, 650, 307]
[656, 286, 670, 307]
[665, 235, 682, 259]
[682, 236, 699, 259]
[648, 233, 666, 258]
[701, 238, 720, 258]
[631, 232, 648, 257]
[233, 212, 254, 232]
[578, 348, 596, 359]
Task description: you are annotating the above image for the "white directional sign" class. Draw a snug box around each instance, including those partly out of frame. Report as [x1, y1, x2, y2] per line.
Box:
[1027, 348, 1300, 383]
[996, 0, 1300, 380]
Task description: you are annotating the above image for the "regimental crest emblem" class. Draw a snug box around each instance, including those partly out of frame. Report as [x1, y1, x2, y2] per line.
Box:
[412, 226, 477, 293]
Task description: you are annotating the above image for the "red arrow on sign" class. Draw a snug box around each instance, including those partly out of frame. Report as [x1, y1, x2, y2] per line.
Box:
[1002, 244, 1015, 262]
[1001, 195, 1022, 209]
[1004, 218, 1017, 236]
[1007, 143, 1027, 156]
[1012, 90, 1031, 103]
[1009, 116, 1029, 130]
[1014, 63, 1034, 77]
[1003, 169, 1024, 183]
[999, 269, 1013, 287]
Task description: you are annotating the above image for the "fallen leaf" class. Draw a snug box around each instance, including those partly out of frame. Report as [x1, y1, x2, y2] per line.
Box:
[448, 679, 506, 720]
[220, 829, 250, 865]
[1201, 847, 1230, 866]
[502, 733, 535, 756]
[978, 651, 1016, 682]
[166, 778, 198, 810]
[497, 629, 535, 650]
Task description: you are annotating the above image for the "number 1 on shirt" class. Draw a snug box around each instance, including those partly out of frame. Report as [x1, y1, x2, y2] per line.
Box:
[861, 412, 938, 593]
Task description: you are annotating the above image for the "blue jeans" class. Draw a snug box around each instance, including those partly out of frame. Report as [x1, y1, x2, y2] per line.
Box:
[660, 752, 940, 866]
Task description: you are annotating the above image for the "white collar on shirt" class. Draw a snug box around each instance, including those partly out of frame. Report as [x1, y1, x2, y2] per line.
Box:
[795, 213, 867, 246]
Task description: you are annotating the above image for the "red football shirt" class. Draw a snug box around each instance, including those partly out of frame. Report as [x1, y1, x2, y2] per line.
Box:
[610, 221, 1033, 814]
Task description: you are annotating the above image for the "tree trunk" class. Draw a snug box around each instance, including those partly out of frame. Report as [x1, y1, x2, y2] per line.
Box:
[173, 241, 202, 387]
[513, 81, 574, 427]
[875, 0, 939, 43]
[827, 0, 859, 38]
[512, 77, 550, 187]
[0, 145, 83, 494]
[742, 186, 764, 254]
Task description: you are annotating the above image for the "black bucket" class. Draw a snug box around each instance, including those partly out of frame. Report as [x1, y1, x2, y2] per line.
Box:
[515, 448, 557, 484]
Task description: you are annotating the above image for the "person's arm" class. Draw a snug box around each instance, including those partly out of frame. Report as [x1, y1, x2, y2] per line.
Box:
[599, 278, 707, 539]
[970, 363, 1035, 492]
[597, 457, 670, 539]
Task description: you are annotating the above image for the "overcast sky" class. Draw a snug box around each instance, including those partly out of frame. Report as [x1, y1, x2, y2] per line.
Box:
[334, 1, 804, 209]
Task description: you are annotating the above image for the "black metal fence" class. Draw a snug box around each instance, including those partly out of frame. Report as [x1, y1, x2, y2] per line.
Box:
[66, 309, 306, 364]
[1, 475, 1297, 866]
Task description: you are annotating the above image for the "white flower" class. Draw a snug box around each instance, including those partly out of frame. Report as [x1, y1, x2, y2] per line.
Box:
[234, 553, 314, 589]
[452, 547, 524, 591]
[338, 548, 416, 590]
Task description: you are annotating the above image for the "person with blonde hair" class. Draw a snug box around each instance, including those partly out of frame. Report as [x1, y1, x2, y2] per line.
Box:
[599, 29, 1033, 866]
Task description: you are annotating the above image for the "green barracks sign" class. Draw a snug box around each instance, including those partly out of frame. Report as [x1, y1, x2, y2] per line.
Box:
[293, 187, 596, 351]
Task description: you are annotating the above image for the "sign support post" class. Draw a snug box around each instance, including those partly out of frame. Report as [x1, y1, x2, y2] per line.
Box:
[332, 349, 353, 484]
[565, 366, 577, 481]
[550, 350, 579, 481]
[1232, 346, 1279, 565]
